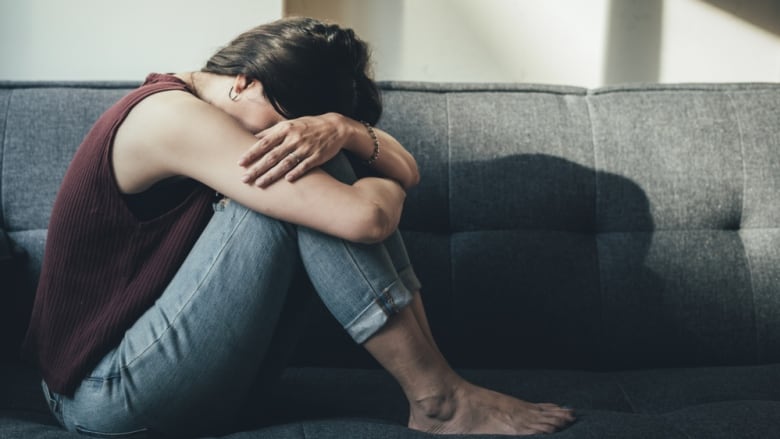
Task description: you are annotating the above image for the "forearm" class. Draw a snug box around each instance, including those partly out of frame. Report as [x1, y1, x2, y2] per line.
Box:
[336, 114, 420, 190]
[230, 170, 404, 244]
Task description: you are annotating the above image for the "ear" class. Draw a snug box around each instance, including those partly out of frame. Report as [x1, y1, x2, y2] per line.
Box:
[232, 74, 251, 94]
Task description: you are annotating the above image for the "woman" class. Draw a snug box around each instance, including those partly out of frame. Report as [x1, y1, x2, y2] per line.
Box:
[23, 17, 575, 437]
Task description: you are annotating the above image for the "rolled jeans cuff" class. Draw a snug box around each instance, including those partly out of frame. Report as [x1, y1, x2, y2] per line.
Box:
[344, 278, 415, 344]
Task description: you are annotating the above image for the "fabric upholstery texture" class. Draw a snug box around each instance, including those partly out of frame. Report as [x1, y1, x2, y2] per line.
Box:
[1, 80, 779, 438]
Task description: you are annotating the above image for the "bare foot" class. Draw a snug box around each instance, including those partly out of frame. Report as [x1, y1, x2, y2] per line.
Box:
[408, 380, 576, 436]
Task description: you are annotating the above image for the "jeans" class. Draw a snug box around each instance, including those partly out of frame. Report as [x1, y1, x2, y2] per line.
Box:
[42, 153, 420, 437]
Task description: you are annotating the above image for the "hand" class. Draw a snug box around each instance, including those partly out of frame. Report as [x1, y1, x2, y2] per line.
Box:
[238, 113, 350, 187]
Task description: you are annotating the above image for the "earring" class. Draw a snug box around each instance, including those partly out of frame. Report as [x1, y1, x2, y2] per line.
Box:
[228, 86, 240, 101]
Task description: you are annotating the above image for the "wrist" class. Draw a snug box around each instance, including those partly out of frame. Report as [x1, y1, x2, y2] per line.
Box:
[338, 115, 378, 162]
[323, 112, 360, 152]
[360, 121, 380, 166]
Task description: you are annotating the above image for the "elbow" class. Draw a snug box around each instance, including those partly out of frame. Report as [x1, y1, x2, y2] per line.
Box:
[407, 168, 420, 189]
[401, 163, 421, 190]
[407, 167, 421, 189]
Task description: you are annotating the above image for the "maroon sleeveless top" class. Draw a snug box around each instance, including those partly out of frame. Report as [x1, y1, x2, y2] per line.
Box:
[23, 74, 215, 395]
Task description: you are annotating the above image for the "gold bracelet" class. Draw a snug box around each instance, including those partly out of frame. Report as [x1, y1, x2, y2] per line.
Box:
[361, 121, 380, 166]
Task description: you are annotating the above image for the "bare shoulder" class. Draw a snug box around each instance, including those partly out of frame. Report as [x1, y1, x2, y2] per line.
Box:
[119, 89, 220, 144]
[113, 89, 247, 194]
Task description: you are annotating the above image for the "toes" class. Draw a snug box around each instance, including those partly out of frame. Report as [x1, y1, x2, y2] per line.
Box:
[537, 403, 576, 420]
[524, 422, 560, 435]
[535, 407, 576, 431]
[537, 404, 561, 414]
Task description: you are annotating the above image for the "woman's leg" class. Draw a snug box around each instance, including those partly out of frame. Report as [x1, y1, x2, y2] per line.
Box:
[381, 230, 442, 357]
[365, 306, 576, 435]
[296, 223, 575, 435]
[305, 156, 576, 436]
[52, 200, 304, 437]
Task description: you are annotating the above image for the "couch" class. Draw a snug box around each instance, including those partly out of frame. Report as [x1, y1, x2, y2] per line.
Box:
[1, 80, 779, 438]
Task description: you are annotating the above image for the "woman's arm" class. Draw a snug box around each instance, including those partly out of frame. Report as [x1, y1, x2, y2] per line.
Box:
[237, 113, 420, 190]
[339, 115, 420, 189]
[112, 90, 405, 244]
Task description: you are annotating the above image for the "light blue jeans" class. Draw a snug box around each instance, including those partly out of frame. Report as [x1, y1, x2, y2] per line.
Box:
[42, 154, 420, 437]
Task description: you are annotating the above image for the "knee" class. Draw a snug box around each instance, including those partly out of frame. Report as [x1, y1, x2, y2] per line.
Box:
[223, 199, 297, 245]
[320, 152, 358, 184]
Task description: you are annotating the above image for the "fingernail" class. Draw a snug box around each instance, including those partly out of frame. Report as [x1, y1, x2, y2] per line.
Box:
[241, 174, 250, 183]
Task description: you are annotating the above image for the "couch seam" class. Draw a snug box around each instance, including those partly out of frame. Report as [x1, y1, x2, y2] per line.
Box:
[615, 373, 639, 413]
[591, 83, 779, 95]
[445, 92, 454, 317]
[446, 92, 452, 232]
[0, 88, 11, 228]
[726, 90, 760, 363]
[585, 92, 605, 365]
[377, 81, 586, 95]
[449, 226, 780, 235]
[0, 81, 141, 89]
[584, 92, 601, 233]
[726, 91, 748, 232]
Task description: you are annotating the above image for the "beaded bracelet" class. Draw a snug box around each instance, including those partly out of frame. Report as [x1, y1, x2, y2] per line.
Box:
[361, 121, 380, 166]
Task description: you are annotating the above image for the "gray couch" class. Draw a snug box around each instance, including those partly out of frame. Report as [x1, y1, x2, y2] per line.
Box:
[1, 80, 780, 438]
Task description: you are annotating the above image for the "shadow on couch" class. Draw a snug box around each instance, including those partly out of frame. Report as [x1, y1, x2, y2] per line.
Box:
[291, 152, 672, 379]
[442, 152, 670, 371]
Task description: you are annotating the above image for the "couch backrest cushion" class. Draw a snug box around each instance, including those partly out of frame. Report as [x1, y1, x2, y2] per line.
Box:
[294, 83, 780, 371]
[2, 81, 779, 371]
[0, 84, 134, 300]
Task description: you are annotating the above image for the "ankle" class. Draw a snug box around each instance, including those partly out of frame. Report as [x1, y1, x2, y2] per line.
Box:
[414, 392, 455, 420]
[409, 376, 465, 423]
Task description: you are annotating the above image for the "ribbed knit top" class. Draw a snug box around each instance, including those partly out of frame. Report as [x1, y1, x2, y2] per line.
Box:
[23, 74, 215, 395]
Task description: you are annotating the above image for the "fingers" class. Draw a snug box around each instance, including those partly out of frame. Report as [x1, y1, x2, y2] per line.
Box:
[238, 131, 277, 168]
[240, 142, 323, 187]
[240, 133, 303, 185]
[239, 134, 289, 182]
[238, 116, 343, 187]
[284, 153, 317, 182]
[245, 151, 304, 188]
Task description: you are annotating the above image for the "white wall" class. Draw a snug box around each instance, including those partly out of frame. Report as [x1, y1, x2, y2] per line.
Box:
[286, 0, 610, 85]
[3, 0, 777, 85]
[0, 0, 283, 81]
[286, 0, 780, 87]
[660, 0, 780, 84]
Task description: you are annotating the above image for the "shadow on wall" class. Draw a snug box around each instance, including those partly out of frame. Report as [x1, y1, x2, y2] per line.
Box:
[603, 0, 779, 85]
[704, 0, 780, 37]
[603, 0, 664, 84]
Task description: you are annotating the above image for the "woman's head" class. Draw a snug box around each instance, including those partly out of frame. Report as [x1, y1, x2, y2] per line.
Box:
[202, 17, 381, 125]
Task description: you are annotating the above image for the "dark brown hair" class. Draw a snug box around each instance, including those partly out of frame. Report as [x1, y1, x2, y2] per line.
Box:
[202, 17, 381, 124]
